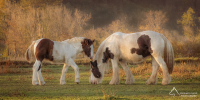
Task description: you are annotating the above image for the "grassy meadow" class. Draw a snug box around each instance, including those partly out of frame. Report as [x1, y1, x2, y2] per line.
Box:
[0, 61, 199, 100]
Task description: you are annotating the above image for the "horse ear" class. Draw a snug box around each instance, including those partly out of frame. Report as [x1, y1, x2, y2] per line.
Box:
[92, 39, 95, 43]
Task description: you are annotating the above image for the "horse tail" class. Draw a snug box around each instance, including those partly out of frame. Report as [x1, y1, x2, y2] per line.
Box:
[25, 41, 36, 63]
[160, 34, 174, 74]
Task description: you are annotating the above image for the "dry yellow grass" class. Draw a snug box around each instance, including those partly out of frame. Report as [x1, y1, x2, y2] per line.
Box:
[105, 62, 200, 80]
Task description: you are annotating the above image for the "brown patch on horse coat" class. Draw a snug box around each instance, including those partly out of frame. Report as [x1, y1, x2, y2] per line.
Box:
[130, 34, 153, 57]
[35, 39, 54, 71]
[81, 39, 94, 57]
[35, 39, 54, 61]
[102, 47, 114, 63]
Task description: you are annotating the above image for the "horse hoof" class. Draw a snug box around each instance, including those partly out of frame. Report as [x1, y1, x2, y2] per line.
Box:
[162, 80, 170, 85]
[39, 83, 45, 86]
[32, 83, 39, 86]
[76, 82, 79, 84]
[39, 82, 45, 85]
[162, 83, 168, 85]
[60, 82, 66, 85]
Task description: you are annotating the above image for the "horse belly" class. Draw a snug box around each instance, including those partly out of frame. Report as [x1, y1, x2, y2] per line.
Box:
[123, 53, 146, 63]
[51, 56, 65, 63]
[51, 43, 67, 63]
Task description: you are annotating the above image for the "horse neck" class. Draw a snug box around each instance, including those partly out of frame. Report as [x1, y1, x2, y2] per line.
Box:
[94, 47, 107, 74]
[70, 42, 83, 54]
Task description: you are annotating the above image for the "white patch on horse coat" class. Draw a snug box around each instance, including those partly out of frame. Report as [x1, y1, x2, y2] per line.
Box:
[90, 45, 94, 59]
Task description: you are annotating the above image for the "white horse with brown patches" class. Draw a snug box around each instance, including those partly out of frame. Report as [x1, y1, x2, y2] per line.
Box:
[90, 31, 174, 85]
[26, 37, 94, 85]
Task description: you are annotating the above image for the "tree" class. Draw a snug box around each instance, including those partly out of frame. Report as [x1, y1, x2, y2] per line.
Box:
[139, 10, 168, 33]
[177, 7, 200, 57]
[0, 0, 6, 54]
[177, 7, 196, 38]
[2, 1, 92, 58]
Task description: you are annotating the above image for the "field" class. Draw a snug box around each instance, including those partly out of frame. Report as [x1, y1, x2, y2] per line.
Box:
[0, 61, 200, 100]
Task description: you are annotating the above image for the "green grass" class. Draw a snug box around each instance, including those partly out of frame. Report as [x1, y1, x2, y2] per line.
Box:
[0, 65, 199, 100]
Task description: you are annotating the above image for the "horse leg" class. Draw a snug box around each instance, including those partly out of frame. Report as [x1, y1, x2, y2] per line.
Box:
[104, 60, 110, 74]
[146, 57, 159, 85]
[32, 60, 41, 85]
[60, 64, 69, 85]
[68, 59, 80, 84]
[109, 58, 120, 85]
[153, 56, 171, 85]
[37, 64, 45, 85]
[119, 61, 135, 84]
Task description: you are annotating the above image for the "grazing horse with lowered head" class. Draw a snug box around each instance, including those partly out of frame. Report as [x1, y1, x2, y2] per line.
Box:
[26, 37, 94, 85]
[90, 31, 174, 85]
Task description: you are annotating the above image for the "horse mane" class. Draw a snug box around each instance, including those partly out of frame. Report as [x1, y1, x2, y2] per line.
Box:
[64, 37, 85, 43]
[94, 42, 104, 61]
[94, 39, 108, 70]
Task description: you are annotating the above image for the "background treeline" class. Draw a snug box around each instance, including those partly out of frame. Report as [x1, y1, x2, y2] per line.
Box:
[0, 0, 200, 60]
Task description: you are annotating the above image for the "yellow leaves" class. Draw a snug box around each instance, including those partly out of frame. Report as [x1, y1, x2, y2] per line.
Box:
[178, 7, 196, 27]
[139, 10, 167, 33]
[20, 0, 63, 9]
[0, 0, 5, 21]
[74, 9, 91, 27]
[195, 30, 200, 41]
[2, 47, 8, 57]
[0, 0, 5, 9]
[73, 9, 92, 37]
[199, 17, 200, 22]
[177, 7, 199, 40]
[106, 16, 130, 34]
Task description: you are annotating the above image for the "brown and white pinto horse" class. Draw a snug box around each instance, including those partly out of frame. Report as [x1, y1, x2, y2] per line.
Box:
[26, 37, 94, 85]
[90, 31, 174, 85]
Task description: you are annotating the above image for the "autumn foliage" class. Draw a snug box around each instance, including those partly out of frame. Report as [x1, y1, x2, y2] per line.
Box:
[0, 0, 200, 60]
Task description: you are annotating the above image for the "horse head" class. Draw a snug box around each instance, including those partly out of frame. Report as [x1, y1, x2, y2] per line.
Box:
[81, 39, 95, 59]
[90, 60, 101, 78]
[89, 60, 105, 84]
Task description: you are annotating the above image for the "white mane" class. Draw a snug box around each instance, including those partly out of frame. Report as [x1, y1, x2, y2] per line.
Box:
[64, 37, 85, 43]
[94, 39, 108, 70]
